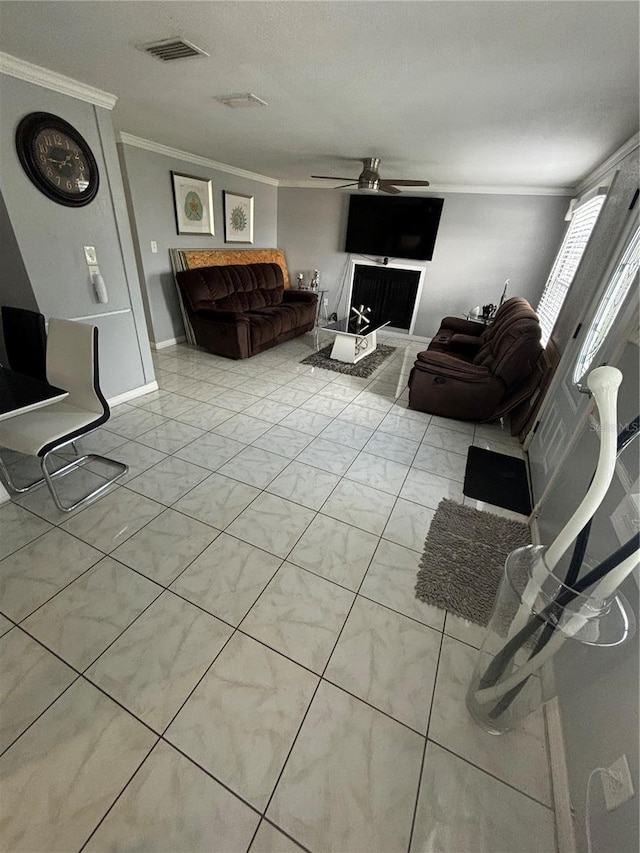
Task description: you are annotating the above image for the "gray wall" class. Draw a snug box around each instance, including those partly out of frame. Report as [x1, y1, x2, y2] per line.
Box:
[119, 143, 278, 345]
[0, 73, 154, 398]
[277, 187, 569, 337]
[538, 339, 639, 853]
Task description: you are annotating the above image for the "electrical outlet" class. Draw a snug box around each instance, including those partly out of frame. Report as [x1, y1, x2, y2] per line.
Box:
[603, 755, 635, 811]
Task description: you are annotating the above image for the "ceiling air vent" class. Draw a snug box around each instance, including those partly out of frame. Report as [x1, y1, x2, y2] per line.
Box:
[217, 93, 269, 109]
[138, 38, 209, 62]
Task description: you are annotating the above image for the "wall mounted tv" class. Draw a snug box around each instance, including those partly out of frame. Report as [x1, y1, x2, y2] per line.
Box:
[345, 194, 444, 261]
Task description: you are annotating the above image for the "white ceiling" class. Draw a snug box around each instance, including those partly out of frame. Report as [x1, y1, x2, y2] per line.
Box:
[0, 1, 638, 190]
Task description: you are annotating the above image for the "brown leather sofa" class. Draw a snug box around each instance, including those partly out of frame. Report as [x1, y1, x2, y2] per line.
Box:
[408, 297, 543, 422]
[175, 263, 317, 359]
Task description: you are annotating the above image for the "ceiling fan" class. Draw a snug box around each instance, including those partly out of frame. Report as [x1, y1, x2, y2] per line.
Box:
[311, 157, 430, 194]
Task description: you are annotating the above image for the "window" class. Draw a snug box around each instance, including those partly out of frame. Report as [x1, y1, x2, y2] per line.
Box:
[573, 223, 640, 385]
[537, 193, 606, 346]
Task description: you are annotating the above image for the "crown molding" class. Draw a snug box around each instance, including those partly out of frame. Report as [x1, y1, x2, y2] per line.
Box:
[277, 179, 573, 196]
[0, 52, 117, 109]
[118, 132, 279, 186]
[574, 133, 640, 196]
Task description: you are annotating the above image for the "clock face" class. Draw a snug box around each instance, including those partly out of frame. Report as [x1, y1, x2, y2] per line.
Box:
[16, 112, 99, 207]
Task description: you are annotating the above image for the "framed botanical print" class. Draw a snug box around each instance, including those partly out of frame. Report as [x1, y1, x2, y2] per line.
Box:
[171, 172, 214, 235]
[224, 191, 254, 243]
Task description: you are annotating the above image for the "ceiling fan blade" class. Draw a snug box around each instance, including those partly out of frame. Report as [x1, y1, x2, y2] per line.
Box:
[381, 179, 430, 187]
[311, 175, 358, 181]
[379, 184, 402, 194]
[335, 182, 359, 189]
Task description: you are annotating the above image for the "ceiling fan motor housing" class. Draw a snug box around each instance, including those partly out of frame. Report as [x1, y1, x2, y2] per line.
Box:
[358, 158, 381, 191]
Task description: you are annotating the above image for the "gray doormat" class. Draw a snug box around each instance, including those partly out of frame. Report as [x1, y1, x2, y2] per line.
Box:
[300, 344, 396, 378]
[415, 499, 531, 626]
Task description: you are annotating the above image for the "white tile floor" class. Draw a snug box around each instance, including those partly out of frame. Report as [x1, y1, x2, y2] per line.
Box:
[0, 332, 557, 853]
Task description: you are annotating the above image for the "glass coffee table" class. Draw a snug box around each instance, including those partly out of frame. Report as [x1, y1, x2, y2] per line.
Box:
[321, 315, 390, 364]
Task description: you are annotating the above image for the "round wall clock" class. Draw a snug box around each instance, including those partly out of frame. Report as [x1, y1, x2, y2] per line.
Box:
[15, 112, 99, 207]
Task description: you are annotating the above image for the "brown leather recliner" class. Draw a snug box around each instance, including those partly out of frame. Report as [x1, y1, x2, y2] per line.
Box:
[408, 297, 543, 422]
[176, 263, 317, 359]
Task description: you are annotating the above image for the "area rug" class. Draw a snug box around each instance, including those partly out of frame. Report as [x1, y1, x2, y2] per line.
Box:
[463, 446, 532, 516]
[300, 344, 396, 378]
[415, 498, 531, 626]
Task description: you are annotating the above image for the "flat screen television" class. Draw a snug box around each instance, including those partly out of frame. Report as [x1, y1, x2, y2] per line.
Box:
[345, 194, 444, 261]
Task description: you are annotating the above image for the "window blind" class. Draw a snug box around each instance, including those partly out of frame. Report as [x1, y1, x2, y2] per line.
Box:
[537, 194, 606, 346]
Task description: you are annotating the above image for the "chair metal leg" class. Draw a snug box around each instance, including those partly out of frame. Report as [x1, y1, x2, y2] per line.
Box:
[40, 443, 128, 512]
[0, 454, 45, 494]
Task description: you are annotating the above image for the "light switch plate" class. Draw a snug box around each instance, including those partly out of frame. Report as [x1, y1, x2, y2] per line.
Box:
[84, 246, 97, 265]
[150, 241, 158, 253]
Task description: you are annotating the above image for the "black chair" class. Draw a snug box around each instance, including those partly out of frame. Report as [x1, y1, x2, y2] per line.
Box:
[1, 306, 47, 381]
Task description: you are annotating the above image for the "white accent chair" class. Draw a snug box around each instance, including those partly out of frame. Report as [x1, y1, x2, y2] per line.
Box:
[0, 318, 127, 511]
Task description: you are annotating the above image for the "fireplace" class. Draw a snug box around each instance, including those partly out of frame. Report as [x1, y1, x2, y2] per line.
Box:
[349, 263, 422, 333]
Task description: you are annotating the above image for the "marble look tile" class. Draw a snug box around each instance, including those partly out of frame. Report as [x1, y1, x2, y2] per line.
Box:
[174, 431, 246, 470]
[166, 632, 317, 810]
[106, 440, 167, 484]
[429, 636, 552, 806]
[326, 597, 441, 732]
[267, 681, 423, 853]
[250, 820, 305, 853]
[72, 427, 128, 455]
[320, 478, 396, 536]
[0, 528, 102, 622]
[412, 444, 468, 482]
[84, 740, 260, 853]
[242, 398, 296, 424]
[125, 456, 210, 504]
[213, 413, 273, 443]
[111, 509, 219, 585]
[295, 437, 359, 475]
[0, 614, 13, 637]
[288, 514, 378, 590]
[267, 386, 313, 407]
[266, 462, 340, 510]
[251, 425, 313, 459]
[422, 423, 474, 454]
[141, 392, 199, 418]
[0, 503, 51, 561]
[105, 407, 167, 439]
[178, 380, 228, 403]
[428, 414, 475, 434]
[382, 499, 435, 552]
[411, 742, 556, 853]
[378, 411, 429, 442]
[287, 375, 331, 394]
[319, 419, 374, 449]
[352, 390, 395, 413]
[300, 393, 348, 417]
[174, 401, 235, 430]
[60, 488, 164, 552]
[136, 421, 206, 454]
[360, 539, 445, 631]
[214, 388, 262, 412]
[218, 446, 291, 489]
[0, 628, 76, 753]
[337, 404, 386, 430]
[279, 408, 333, 436]
[156, 372, 192, 393]
[23, 558, 161, 671]
[364, 430, 419, 465]
[475, 421, 521, 445]
[174, 473, 260, 529]
[227, 493, 315, 558]
[172, 533, 281, 625]
[444, 611, 488, 649]
[345, 451, 410, 495]
[0, 678, 155, 853]
[400, 468, 464, 509]
[86, 592, 232, 731]
[318, 382, 361, 402]
[463, 496, 530, 523]
[242, 563, 354, 672]
[240, 378, 286, 398]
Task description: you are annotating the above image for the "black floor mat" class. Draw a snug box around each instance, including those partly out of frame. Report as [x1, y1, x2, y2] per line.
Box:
[463, 446, 532, 516]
